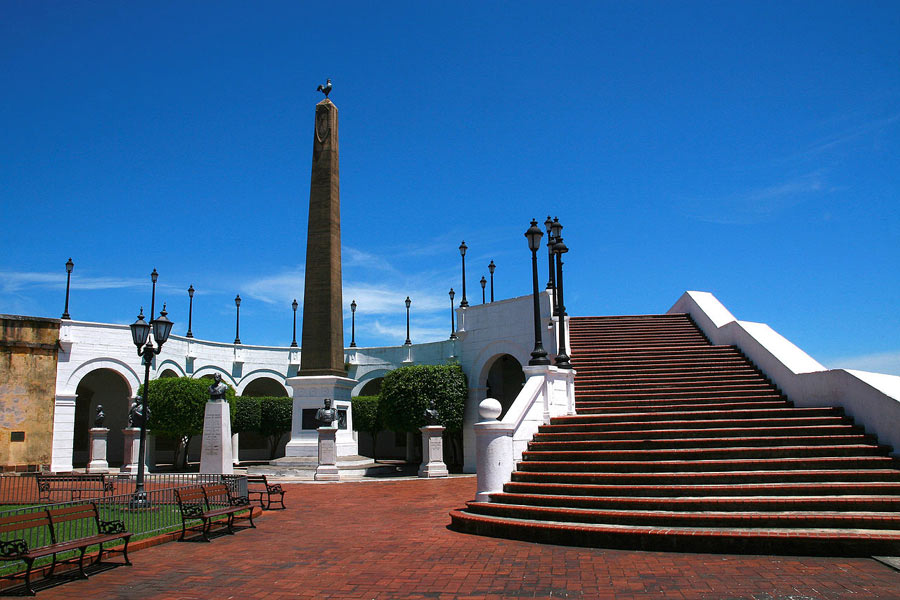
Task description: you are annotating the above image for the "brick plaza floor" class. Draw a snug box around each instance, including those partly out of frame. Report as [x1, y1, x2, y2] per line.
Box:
[31, 477, 900, 599]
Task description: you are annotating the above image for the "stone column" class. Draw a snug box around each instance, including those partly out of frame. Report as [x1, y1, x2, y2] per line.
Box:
[200, 400, 234, 475]
[314, 426, 340, 481]
[418, 426, 448, 478]
[232, 432, 240, 466]
[86, 427, 109, 473]
[474, 398, 514, 502]
[50, 394, 77, 472]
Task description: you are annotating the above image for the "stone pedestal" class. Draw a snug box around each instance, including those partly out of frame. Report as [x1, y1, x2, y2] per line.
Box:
[418, 425, 449, 478]
[284, 376, 358, 458]
[200, 401, 234, 475]
[86, 427, 109, 473]
[314, 427, 340, 481]
[120, 427, 149, 475]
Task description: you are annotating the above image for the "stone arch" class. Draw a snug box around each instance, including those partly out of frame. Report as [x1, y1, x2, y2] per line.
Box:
[482, 354, 526, 419]
[73, 368, 132, 467]
[191, 366, 237, 388]
[239, 370, 290, 397]
[64, 357, 141, 397]
[352, 368, 392, 396]
[156, 359, 185, 379]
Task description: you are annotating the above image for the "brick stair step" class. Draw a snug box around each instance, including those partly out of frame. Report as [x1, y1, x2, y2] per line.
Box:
[567, 407, 840, 421]
[534, 424, 865, 441]
[576, 379, 775, 391]
[463, 501, 900, 530]
[503, 480, 900, 497]
[575, 400, 789, 414]
[448, 510, 900, 556]
[527, 435, 877, 451]
[539, 415, 851, 433]
[488, 492, 900, 512]
[518, 454, 896, 471]
[510, 467, 900, 484]
[521, 444, 889, 463]
[576, 388, 781, 400]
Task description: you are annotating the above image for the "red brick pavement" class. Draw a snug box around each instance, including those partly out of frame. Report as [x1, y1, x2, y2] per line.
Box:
[27, 477, 900, 599]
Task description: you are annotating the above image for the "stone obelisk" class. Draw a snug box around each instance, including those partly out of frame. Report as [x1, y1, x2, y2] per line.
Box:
[283, 85, 358, 459]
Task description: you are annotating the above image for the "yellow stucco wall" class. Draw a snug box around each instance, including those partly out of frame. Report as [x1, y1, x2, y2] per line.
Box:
[0, 315, 59, 471]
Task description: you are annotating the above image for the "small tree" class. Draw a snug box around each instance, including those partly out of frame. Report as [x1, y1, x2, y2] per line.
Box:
[351, 395, 382, 460]
[145, 376, 235, 469]
[380, 364, 467, 433]
[258, 396, 293, 459]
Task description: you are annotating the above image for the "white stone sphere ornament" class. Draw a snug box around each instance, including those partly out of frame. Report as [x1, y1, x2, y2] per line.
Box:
[479, 397, 502, 420]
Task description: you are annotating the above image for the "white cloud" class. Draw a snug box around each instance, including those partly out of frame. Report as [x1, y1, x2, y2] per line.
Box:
[0, 271, 145, 293]
[241, 270, 304, 305]
[689, 172, 828, 225]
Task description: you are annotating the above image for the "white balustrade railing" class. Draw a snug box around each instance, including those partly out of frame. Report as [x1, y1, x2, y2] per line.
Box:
[474, 364, 575, 502]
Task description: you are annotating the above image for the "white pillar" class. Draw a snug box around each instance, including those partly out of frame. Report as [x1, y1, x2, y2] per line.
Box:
[418, 425, 448, 478]
[86, 427, 109, 473]
[200, 400, 234, 475]
[50, 394, 77, 472]
[474, 398, 514, 502]
[120, 427, 149, 474]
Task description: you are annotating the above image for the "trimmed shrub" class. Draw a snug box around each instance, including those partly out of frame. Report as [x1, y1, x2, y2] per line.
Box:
[233, 396, 261, 434]
[380, 364, 467, 433]
[351, 395, 382, 459]
[258, 396, 293, 459]
[144, 376, 235, 469]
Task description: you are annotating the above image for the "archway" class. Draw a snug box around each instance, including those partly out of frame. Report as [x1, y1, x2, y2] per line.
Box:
[159, 368, 179, 378]
[485, 354, 525, 419]
[358, 377, 384, 397]
[241, 377, 289, 398]
[73, 368, 132, 467]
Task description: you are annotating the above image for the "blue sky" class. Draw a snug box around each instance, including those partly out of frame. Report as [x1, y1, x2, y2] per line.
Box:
[1, 1, 898, 374]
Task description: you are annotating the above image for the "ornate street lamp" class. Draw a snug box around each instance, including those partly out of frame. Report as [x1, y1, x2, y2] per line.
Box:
[350, 299, 357, 348]
[404, 296, 412, 346]
[449, 288, 457, 340]
[234, 295, 241, 345]
[488, 260, 495, 302]
[549, 218, 562, 316]
[544, 216, 555, 291]
[458, 241, 469, 307]
[150, 269, 158, 322]
[186, 285, 195, 338]
[480, 276, 486, 304]
[291, 299, 299, 347]
[525, 220, 550, 366]
[553, 234, 572, 369]
[61, 258, 74, 319]
[128, 302, 173, 508]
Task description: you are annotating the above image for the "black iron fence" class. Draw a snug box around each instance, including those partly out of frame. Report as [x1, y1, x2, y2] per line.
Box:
[0, 473, 246, 506]
[0, 474, 248, 578]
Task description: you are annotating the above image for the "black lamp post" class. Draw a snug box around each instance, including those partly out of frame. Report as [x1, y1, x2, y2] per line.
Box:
[480, 276, 486, 304]
[549, 218, 562, 316]
[150, 269, 158, 321]
[404, 296, 412, 346]
[544, 216, 555, 291]
[458, 241, 469, 307]
[61, 258, 74, 319]
[128, 302, 173, 508]
[525, 220, 550, 366]
[186, 285, 194, 338]
[291, 299, 299, 347]
[553, 235, 572, 369]
[488, 260, 495, 302]
[234, 295, 241, 345]
[350, 299, 357, 348]
[449, 288, 457, 340]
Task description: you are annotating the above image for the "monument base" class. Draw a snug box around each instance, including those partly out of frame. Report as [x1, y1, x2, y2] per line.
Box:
[284, 375, 358, 458]
[86, 427, 109, 473]
[200, 401, 234, 475]
[120, 427, 149, 475]
[418, 425, 449, 478]
[314, 426, 340, 481]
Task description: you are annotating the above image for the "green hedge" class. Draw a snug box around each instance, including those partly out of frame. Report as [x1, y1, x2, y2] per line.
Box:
[258, 396, 293, 459]
[380, 364, 467, 433]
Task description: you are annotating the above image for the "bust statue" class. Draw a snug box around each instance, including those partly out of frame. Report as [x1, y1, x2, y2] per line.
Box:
[94, 404, 105, 428]
[424, 398, 440, 426]
[208, 373, 228, 402]
[128, 397, 149, 428]
[315, 398, 338, 428]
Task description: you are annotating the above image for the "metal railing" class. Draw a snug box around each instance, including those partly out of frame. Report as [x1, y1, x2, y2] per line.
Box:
[0, 474, 248, 577]
[0, 473, 245, 506]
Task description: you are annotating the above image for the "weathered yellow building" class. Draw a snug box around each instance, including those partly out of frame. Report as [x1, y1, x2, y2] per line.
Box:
[0, 315, 59, 471]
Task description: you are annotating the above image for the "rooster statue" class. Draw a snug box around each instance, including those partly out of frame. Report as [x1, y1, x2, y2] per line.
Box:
[317, 79, 332, 98]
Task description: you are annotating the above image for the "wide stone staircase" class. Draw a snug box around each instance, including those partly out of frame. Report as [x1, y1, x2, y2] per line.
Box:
[450, 313, 900, 555]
